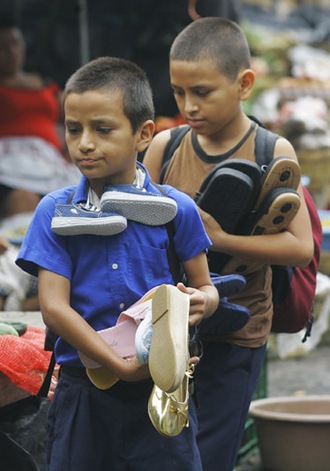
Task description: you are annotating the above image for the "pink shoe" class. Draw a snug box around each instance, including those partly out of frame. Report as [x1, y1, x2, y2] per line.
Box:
[79, 286, 157, 368]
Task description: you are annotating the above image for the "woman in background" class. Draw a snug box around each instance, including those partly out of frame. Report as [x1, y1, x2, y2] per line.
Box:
[0, 17, 79, 222]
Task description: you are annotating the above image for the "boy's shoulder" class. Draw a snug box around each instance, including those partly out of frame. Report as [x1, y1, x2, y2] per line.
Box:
[149, 181, 196, 208]
[34, 185, 81, 220]
[148, 181, 201, 228]
[41, 185, 79, 205]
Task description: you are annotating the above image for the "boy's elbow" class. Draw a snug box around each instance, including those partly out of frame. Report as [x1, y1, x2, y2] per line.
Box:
[40, 303, 60, 332]
[295, 243, 314, 268]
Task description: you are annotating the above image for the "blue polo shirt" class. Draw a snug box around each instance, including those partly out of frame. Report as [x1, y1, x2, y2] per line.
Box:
[16, 164, 211, 366]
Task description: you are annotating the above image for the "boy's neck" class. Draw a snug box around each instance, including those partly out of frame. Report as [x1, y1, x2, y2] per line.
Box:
[88, 164, 146, 199]
[196, 114, 252, 156]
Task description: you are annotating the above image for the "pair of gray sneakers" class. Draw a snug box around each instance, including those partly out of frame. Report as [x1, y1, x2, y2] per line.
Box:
[51, 184, 178, 236]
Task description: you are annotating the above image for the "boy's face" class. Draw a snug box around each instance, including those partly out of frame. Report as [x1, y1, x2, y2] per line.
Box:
[170, 59, 244, 136]
[64, 89, 142, 191]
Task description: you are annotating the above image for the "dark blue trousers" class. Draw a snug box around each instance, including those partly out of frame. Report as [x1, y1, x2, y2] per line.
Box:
[47, 370, 202, 471]
[195, 341, 267, 471]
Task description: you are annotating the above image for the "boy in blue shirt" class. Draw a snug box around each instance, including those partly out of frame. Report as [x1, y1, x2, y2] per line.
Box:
[16, 56, 219, 471]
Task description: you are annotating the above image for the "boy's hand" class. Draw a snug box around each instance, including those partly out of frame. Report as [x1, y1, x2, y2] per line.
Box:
[119, 356, 151, 383]
[198, 207, 225, 249]
[176, 282, 206, 326]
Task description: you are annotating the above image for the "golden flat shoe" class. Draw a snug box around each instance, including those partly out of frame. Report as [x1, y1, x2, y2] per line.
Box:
[148, 365, 194, 437]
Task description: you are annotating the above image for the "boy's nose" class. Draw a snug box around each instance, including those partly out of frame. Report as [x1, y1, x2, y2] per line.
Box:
[78, 134, 95, 153]
[78, 142, 95, 154]
[184, 98, 198, 114]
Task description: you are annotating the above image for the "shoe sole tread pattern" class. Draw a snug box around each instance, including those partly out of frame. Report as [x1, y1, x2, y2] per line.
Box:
[51, 216, 127, 236]
[222, 188, 301, 275]
[255, 156, 301, 209]
[252, 188, 301, 235]
[149, 284, 189, 393]
[196, 168, 255, 234]
[100, 193, 178, 226]
[197, 169, 256, 273]
[209, 158, 262, 203]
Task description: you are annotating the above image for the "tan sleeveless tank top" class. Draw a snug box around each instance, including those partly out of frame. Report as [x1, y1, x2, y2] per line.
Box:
[163, 123, 272, 347]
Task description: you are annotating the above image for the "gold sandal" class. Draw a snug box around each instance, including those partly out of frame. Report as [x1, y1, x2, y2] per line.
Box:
[148, 364, 194, 437]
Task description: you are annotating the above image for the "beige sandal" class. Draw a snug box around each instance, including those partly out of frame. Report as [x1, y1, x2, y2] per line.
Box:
[149, 284, 190, 393]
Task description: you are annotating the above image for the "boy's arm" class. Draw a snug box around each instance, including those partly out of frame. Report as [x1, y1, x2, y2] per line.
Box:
[143, 129, 172, 182]
[179, 251, 219, 326]
[38, 268, 150, 382]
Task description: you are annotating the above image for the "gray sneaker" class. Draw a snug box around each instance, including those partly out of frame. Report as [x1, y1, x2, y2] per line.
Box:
[100, 184, 178, 226]
[51, 203, 127, 236]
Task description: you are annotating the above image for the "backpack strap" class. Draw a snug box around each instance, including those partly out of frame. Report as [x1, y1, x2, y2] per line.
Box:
[254, 124, 279, 167]
[37, 351, 56, 397]
[37, 189, 76, 398]
[160, 125, 190, 183]
[151, 182, 183, 284]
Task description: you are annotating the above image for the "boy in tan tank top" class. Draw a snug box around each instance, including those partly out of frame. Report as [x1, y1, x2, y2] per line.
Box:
[143, 17, 313, 471]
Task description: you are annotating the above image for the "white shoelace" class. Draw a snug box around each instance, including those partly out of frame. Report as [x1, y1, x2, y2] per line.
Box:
[85, 166, 146, 211]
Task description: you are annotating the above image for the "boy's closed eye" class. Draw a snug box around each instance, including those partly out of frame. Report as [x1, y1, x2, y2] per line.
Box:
[194, 89, 210, 98]
[97, 126, 113, 135]
[172, 87, 184, 97]
[65, 125, 81, 135]
[172, 87, 211, 98]
[65, 124, 113, 136]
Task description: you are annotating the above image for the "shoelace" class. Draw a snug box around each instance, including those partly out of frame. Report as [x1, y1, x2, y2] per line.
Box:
[81, 202, 100, 212]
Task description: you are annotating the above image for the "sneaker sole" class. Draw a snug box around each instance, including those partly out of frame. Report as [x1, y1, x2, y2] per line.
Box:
[196, 168, 256, 273]
[206, 158, 262, 204]
[100, 193, 178, 226]
[222, 188, 301, 275]
[135, 310, 152, 364]
[149, 284, 189, 393]
[51, 216, 127, 236]
[255, 156, 301, 210]
[196, 168, 255, 234]
[251, 188, 301, 236]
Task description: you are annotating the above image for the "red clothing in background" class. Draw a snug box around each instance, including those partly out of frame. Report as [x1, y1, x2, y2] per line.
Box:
[0, 82, 61, 150]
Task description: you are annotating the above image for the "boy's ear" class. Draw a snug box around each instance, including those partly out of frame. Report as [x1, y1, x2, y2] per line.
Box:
[136, 120, 155, 152]
[238, 69, 255, 101]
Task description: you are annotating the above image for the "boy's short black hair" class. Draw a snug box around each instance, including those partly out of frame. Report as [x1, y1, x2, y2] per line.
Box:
[170, 17, 251, 82]
[64, 56, 155, 133]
